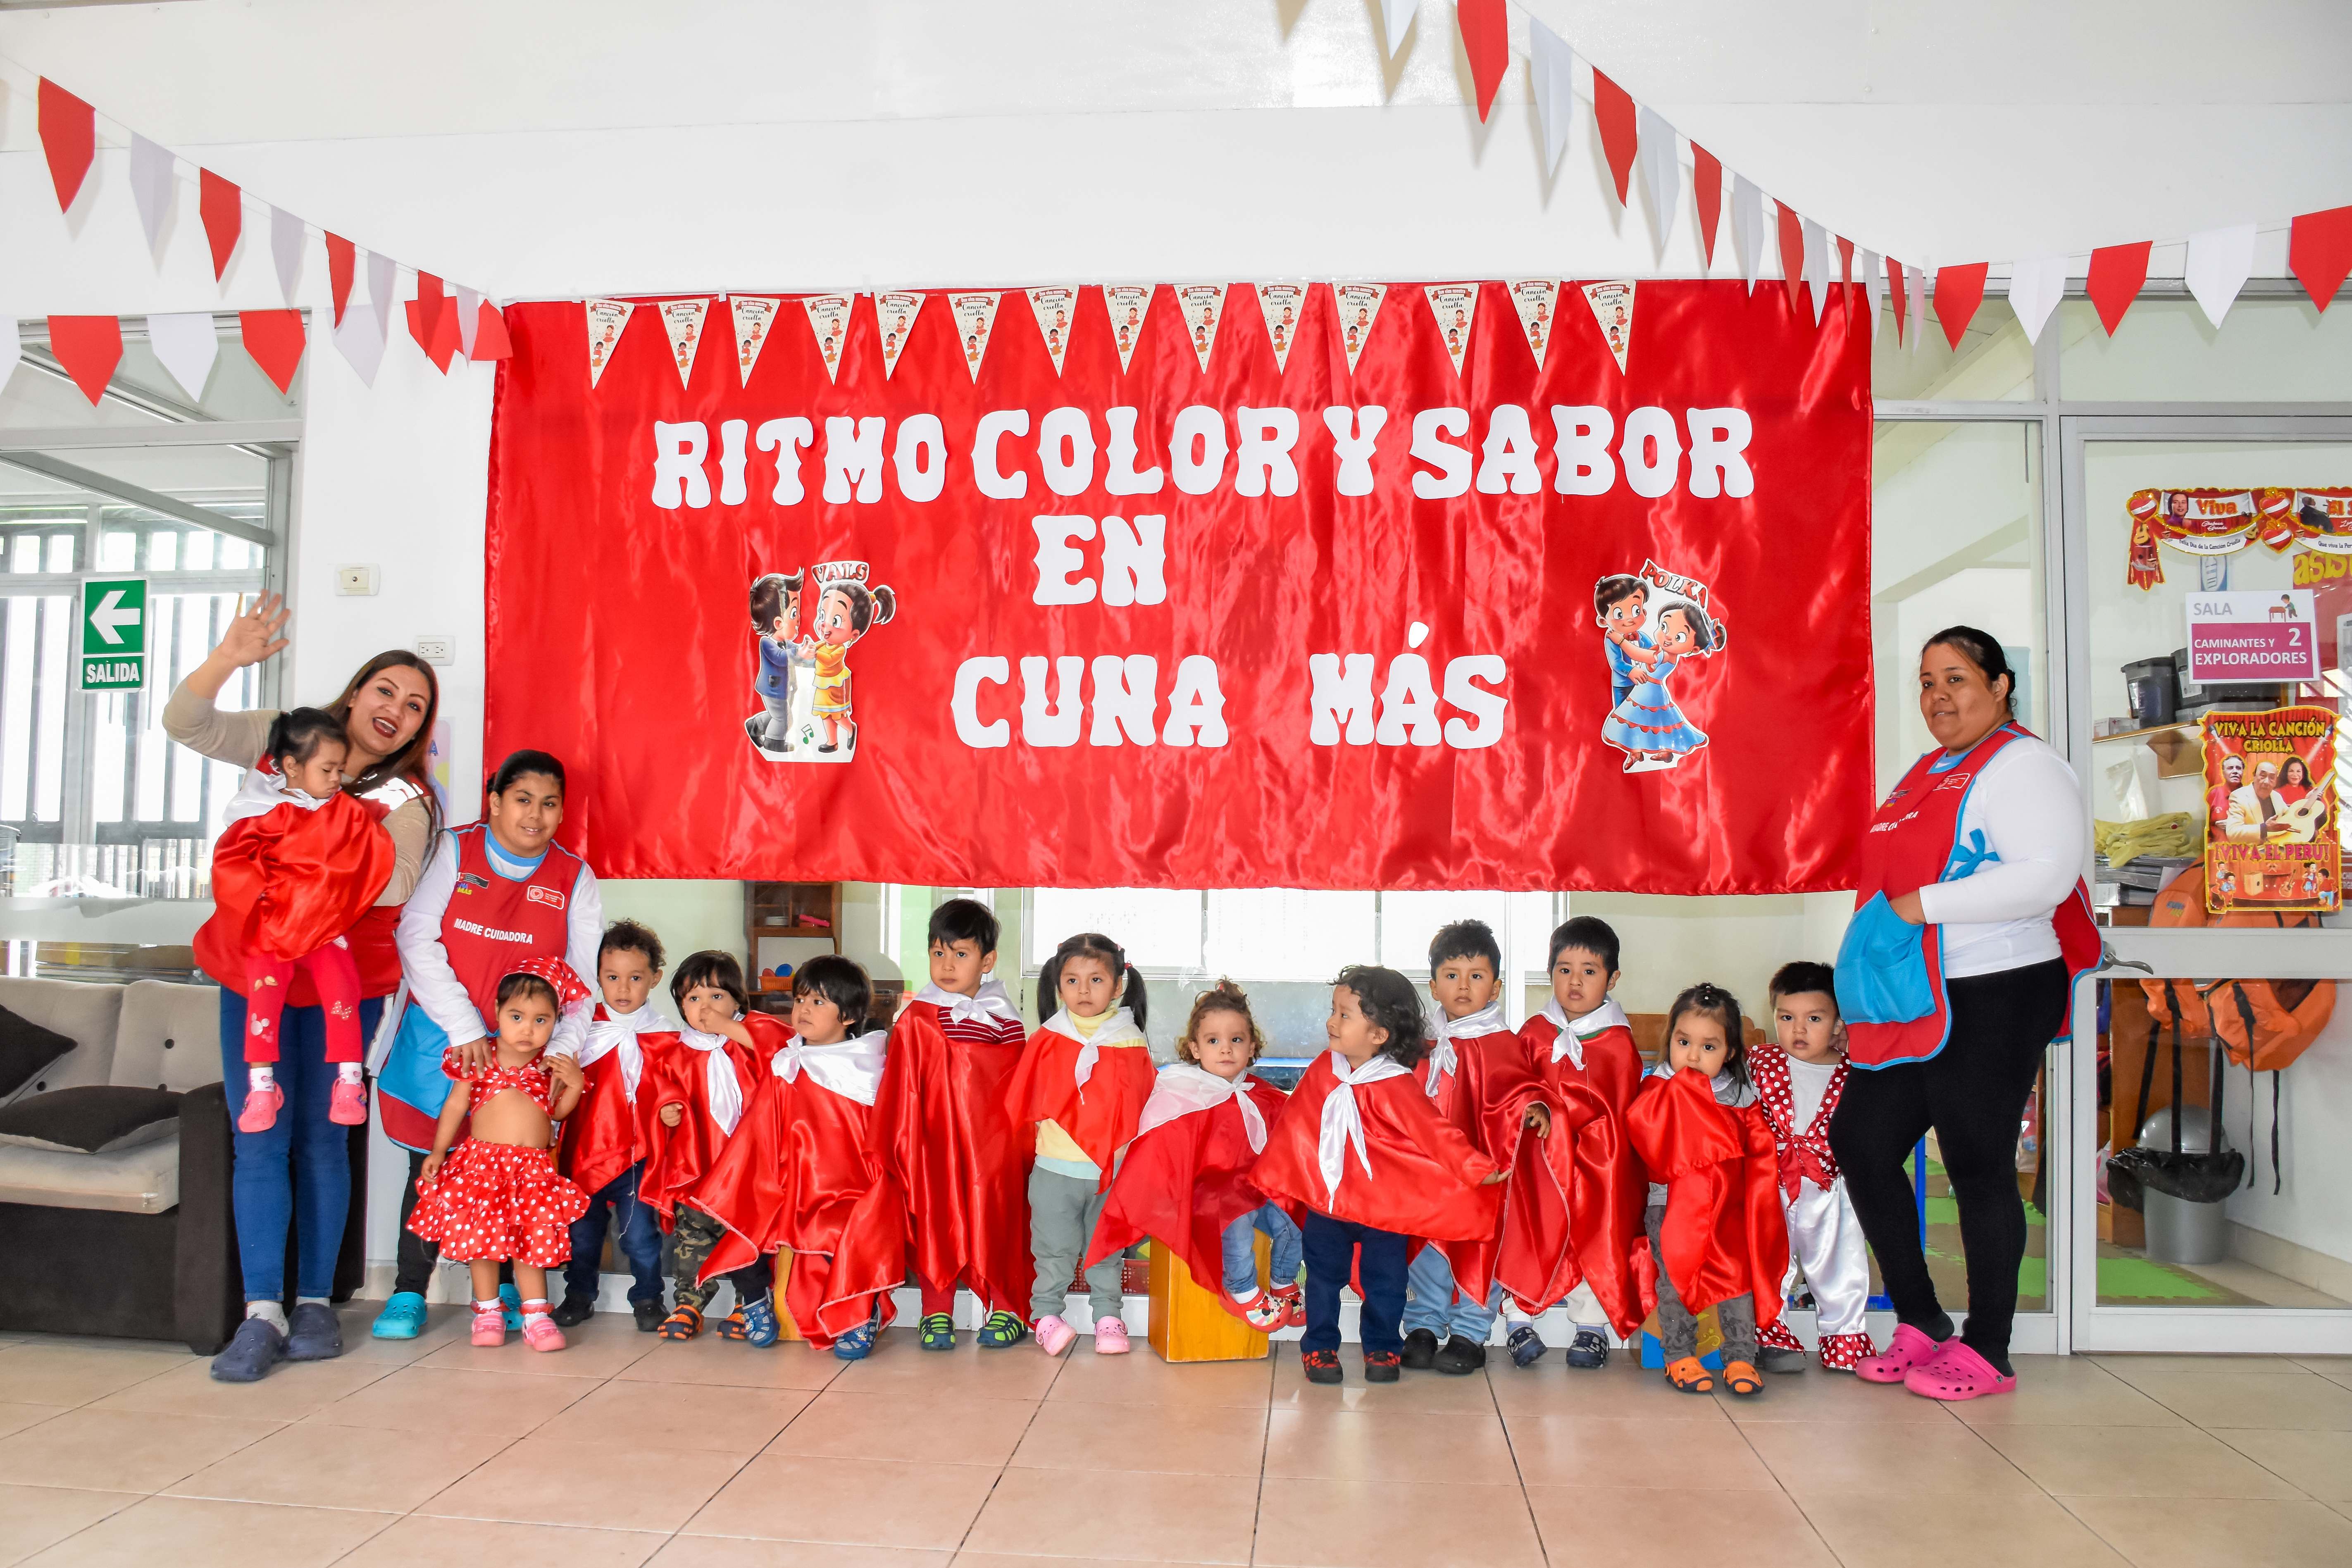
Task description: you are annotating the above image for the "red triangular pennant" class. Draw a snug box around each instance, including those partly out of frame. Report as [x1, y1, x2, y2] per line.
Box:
[326, 234, 356, 327]
[1886, 256, 1908, 345]
[1692, 144, 1723, 268]
[1836, 236, 1856, 317]
[1775, 201, 1806, 315]
[405, 274, 461, 372]
[471, 302, 513, 361]
[238, 310, 305, 394]
[1458, 0, 1509, 123]
[2289, 207, 2352, 314]
[48, 316, 122, 404]
[1934, 262, 1990, 350]
[2086, 242, 2153, 336]
[36, 80, 94, 214]
[198, 170, 241, 281]
[1590, 68, 1637, 207]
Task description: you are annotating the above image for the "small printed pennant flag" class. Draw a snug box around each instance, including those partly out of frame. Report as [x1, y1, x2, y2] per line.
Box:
[947, 292, 1001, 381]
[1861, 249, 1885, 338]
[1256, 283, 1307, 372]
[1582, 281, 1636, 374]
[238, 310, 305, 395]
[1506, 279, 1560, 369]
[1935, 263, 1988, 349]
[2185, 225, 2257, 328]
[37, 80, 94, 214]
[199, 170, 242, 281]
[1333, 283, 1386, 374]
[1027, 287, 1079, 375]
[471, 302, 513, 362]
[1732, 175, 1764, 291]
[1102, 285, 1152, 373]
[326, 234, 356, 326]
[1528, 19, 1575, 174]
[147, 313, 218, 401]
[2007, 256, 2067, 344]
[1458, 0, 1508, 123]
[801, 295, 852, 383]
[731, 295, 780, 384]
[456, 287, 480, 357]
[1775, 200, 1806, 315]
[2289, 207, 2352, 312]
[1425, 283, 1478, 377]
[659, 298, 712, 387]
[48, 315, 122, 404]
[1590, 68, 1637, 207]
[270, 207, 303, 305]
[1692, 144, 1723, 269]
[875, 292, 923, 379]
[332, 303, 385, 386]
[1637, 105, 1680, 247]
[1176, 284, 1227, 372]
[129, 136, 174, 257]
[585, 299, 635, 387]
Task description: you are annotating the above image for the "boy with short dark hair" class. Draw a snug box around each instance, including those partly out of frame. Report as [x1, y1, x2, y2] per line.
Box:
[1504, 916, 1647, 1369]
[1751, 960, 1878, 1374]
[553, 919, 672, 1330]
[872, 898, 1034, 1350]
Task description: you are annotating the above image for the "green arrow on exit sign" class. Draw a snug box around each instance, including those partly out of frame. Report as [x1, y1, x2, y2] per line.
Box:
[78, 577, 147, 691]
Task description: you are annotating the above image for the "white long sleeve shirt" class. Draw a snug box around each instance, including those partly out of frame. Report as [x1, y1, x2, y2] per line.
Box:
[1914, 735, 2086, 978]
[393, 829, 604, 1056]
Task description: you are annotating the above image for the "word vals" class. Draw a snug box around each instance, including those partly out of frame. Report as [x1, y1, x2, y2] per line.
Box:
[950, 651, 1506, 751]
[648, 404, 1754, 509]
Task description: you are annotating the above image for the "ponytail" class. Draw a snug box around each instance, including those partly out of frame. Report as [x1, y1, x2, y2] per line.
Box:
[1039, 931, 1146, 1028]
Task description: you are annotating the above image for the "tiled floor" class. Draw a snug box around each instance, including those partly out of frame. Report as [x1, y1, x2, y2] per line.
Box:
[4, 1311, 2352, 1567]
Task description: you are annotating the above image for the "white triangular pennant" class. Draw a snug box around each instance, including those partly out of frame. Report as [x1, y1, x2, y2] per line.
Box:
[1582, 281, 1636, 374]
[1176, 284, 1227, 373]
[0, 319, 20, 384]
[1732, 174, 1764, 293]
[146, 313, 218, 401]
[332, 302, 386, 388]
[1636, 105, 1680, 249]
[658, 298, 710, 388]
[1860, 250, 1885, 340]
[731, 295, 779, 385]
[801, 295, 852, 383]
[875, 292, 922, 380]
[585, 299, 635, 388]
[1256, 283, 1307, 372]
[456, 286, 480, 357]
[948, 292, 1001, 381]
[129, 136, 174, 258]
[2185, 225, 2257, 329]
[366, 252, 396, 345]
[1378, 0, 1416, 55]
[2006, 257, 2067, 344]
[1333, 283, 1386, 375]
[1506, 279, 1560, 369]
[1424, 283, 1477, 378]
[1528, 20, 1576, 176]
[1906, 265, 1929, 353]
[269, 206, 303, 305]
[1802, 218, 1832, 323]
[1027, 287, 1078, 376]
[1102, 285, 1152, 373]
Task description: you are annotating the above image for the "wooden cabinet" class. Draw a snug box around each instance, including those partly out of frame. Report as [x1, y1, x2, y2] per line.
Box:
[744, 881, 841, 1015]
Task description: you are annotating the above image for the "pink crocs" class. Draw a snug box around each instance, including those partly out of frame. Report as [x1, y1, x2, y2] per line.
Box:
[1093, 1317, 1131, 1354]
[1855, 1322, 1946, 1384]
[237, 1083, 284, 1134]
[1904, 1339, 2016, 1401]
[328, 1078, 368, 1126]
[1035, 1313, 1077, 1356]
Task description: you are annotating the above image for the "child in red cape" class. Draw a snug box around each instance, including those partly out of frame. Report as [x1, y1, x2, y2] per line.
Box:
[688, 955, 906, 1360]
[639, 951, 786, 1344]
[209, 708, 395, 1134]
[872, 898, 1033, 1351]
[1251, 965, 1507, 1386]
[551, 920, 672, 1331]
[1504, 916, 1649, 1371]
[1087, 980, 1299, 1332]
[1625, 982, 1790, 1398]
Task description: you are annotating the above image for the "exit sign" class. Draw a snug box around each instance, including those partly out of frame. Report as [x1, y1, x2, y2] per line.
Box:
[77, 577, 147, 691]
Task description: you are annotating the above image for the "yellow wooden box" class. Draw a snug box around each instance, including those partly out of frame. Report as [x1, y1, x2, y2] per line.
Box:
[1147, 1236, 1270, 1363]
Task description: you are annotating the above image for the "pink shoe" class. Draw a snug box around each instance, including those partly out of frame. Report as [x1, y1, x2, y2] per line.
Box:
[1817, 1331, 1878, 1373]
[327, 1078, 368, 1126]
[237, 1083, 283, 1134]
[1034, 1313, 1076, 1356]
[1855, 1322, 1946, 1384]
[470, 1304, 506, 1347]
[1093, 1317, 1131, 1354]
[1904, 1340, 2016, 1401]
[520, 1313, 566, 1353]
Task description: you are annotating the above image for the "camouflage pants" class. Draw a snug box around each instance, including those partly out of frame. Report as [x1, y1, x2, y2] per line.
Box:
[671, 1204, 772, 1312]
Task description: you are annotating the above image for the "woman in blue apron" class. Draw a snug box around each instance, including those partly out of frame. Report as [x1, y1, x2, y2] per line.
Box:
[1830, 627, 2095, 1401]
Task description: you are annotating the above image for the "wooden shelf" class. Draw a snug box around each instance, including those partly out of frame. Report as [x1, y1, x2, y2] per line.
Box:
[2092, 722, 2204, 778]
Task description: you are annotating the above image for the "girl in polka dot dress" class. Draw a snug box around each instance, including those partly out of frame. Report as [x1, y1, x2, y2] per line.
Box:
[408, 957, 592, 1351]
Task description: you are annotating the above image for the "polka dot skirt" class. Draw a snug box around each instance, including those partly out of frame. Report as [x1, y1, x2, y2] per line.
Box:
[407, 1139, 590, 1266]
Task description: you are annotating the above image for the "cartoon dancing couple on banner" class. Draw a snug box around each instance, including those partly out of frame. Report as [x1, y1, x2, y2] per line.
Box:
[1594, 562, 1728, 772]
[745, 559, 897, 762]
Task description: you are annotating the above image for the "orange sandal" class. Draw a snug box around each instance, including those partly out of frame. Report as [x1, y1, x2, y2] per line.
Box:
[1722, 1359, 1764, 1396]
[656, 1303, 703, 1341]
[1664, 1355, 1716, 1394]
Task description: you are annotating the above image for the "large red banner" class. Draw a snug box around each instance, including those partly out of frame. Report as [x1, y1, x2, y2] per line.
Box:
[485, 280, 1871, 892]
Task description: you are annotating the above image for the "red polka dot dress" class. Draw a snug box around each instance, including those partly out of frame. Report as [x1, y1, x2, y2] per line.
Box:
[407, 1051, 590, 1267]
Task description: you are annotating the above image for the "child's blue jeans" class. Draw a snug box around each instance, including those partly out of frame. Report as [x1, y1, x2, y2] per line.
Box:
[1402, 1242, 1503, 1342]
[1301, 1211, 1409, 1354]
[564, 1161, 665, 1305]
[1220, 1202, 1303, 1296]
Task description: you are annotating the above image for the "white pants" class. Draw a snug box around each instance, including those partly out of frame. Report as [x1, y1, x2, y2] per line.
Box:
[1781, 1176, 1871, 1338]
[1506, 1278, 1611, 1336]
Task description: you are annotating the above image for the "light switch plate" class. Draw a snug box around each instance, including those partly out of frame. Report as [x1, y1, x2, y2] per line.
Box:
[415, 635, 455, 665]
[335, 565, 378, 596]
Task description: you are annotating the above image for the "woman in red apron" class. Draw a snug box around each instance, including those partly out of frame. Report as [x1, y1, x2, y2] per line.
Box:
[164, 594, 441, 1382]
[1829, 627, 2095, 1401]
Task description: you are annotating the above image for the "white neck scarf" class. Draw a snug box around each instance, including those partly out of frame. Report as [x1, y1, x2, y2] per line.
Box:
[1420, 998, 1508, 1095]
[1136, 1062, 1268, 1152]
[1318, 1051, 1412, 1202]
[677, 1021, 746, 1135]
[1540, 996, 1630, 1071]
[772, 1027, 890, 1106]
[913, 977, 1021, 1027]
[578, 1003, 663, 1101]
[222, 757, 333, 825]
[1045, 1005, 1146, 1093]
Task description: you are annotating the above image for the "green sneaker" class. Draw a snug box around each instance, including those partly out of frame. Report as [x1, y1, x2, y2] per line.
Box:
[918, 1312, 956, 1351]
[975, 1310, 1029, 1349]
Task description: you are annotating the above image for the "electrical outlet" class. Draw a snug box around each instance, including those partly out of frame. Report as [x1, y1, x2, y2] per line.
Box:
[335, 565, 378, 596]
[415, 636, 455, 666]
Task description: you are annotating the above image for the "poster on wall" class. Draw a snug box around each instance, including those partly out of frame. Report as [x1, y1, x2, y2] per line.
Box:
[485, 279, 1873, 891]
[2184, 589, 2320, 685]
[2200, 705, 2338, 915]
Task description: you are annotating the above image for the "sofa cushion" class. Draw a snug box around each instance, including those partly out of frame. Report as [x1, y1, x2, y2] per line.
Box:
[0, 1133, 180, 1213]
[0, 1085, 181, 1154]
[113, 980, 223, 1092]
[0, 1004, 76, 1100]
[0, 979, 123, 1103]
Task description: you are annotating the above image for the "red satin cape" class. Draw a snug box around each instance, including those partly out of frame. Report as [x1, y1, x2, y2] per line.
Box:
[1085, 1078, 1289, 1303]
[1422, 1029, 1573, 1316]
[554, 1008, 642, 1200]
[199, 793, 395, 997]
[873, 1000, 1032, 1318]
[1003, 1025, 1159, 1185]
[1625, 1069, 1789, 1326]
[634, 1022, 767, 1228]
[1514, 1016, 1650, 1337]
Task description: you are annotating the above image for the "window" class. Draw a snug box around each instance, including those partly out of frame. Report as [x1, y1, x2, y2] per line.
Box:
[1028, 886, 1556, 982]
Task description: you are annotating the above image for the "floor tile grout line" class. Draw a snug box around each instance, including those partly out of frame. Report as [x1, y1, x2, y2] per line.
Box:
[1718, 1385, 1860, 1568]
[1245, 1346, 1275, 1567]
[1480, 1362, 1554, 1568]
[942, 1339, 1072, 1560]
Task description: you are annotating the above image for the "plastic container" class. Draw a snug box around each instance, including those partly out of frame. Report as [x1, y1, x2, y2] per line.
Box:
[2123, 657, 2179, 727]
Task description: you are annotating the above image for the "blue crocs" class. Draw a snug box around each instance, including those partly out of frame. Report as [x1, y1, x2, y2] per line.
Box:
[210, 1315, 288, 1382]
[500, 1282, 524, 1332]
[286, 1301, 344, 1362]
[741, 1294, 781, 1348]
[370, 1291, 428, 1340]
